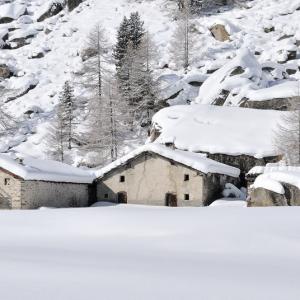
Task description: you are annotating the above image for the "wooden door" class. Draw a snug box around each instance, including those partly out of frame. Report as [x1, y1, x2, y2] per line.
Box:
[165, 193, 177, 207]
[117, 192, 127, 204]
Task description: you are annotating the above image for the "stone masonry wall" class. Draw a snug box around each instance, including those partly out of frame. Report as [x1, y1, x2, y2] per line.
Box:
[0, 170, 22, 209]
[21, 180, 89, 209]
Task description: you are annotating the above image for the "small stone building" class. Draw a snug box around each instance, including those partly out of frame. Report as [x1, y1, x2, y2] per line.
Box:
[95, 144, 240, 207]
[0, 154, 94, 209]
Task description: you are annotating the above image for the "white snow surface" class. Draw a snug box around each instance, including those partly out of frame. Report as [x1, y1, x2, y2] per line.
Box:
[152, 104, 285, 158]
[253, 166, 300, 194]
[0, 153, 94, 183]
[94, 143, 240, 178]
[250, 163, 300, 194]
[210, 198, 247, 207]
[246, 81, 300, 101]
[0, 205, 300, 300]
[0, 3, 26, 20]
[253, 175, 285, 195]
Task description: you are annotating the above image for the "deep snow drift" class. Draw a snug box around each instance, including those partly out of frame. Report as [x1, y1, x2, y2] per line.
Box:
[0, 205, 299, 300]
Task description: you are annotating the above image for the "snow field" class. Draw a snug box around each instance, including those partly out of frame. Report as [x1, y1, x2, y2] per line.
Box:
[0, 205, 300, 300]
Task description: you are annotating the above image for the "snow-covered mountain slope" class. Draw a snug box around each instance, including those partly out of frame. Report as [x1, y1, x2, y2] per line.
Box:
[0, 0, 299, 161]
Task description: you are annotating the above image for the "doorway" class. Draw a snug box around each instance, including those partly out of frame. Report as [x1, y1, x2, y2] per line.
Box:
[165, 193, 177, 207]
[117, 192, 127, 204]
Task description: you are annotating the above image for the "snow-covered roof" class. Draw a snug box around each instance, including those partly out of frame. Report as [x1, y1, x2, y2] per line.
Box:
[152, 104, 285, 158]
[0, 153, 94, 184]
[94, 144, 240, 179]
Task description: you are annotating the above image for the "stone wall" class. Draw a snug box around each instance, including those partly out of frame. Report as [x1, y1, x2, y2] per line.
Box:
[0, 169, 22, 209]
[97, 152, 235, 207]
[20, 180, 89, 209]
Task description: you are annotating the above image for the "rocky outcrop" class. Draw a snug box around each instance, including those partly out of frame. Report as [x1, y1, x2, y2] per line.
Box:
[37, 1, 65, 22]
[240, 97, 293, 111]
[212, 89, 229, 106]
[67, 0, 83, 11]
[5, 83, 38, 103]
[210, 24, 230, 42]
[248, 187, 287, 207]
[0, 64, 12, 79]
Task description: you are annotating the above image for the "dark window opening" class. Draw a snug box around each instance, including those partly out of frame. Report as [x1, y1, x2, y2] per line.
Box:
[184, 174, 189, 181]
[184, 194, 190, 201]
[104, 193, 108, 199]
[165, 193, 177, 207]
[4, 178, 10, 186]
[117, 192, 127, 204]
[120, 175, 125, 183]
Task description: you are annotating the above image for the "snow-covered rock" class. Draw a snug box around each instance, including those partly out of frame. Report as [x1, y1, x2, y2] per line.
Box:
[195, 48, 267, 106]
[0, 3, 26, 23]
[152, 104, 285, 159]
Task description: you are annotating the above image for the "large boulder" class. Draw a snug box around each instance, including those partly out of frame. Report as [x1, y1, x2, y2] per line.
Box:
[37, 1, 66, 22]
[248, 188, 287, 207]
[0, 3, 26, 24]
[210, 24, 230, 42]
[0, 64, 12, 79]
[284, 184, 300, 206]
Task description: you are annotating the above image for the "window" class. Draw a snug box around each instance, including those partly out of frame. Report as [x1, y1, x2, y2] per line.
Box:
[104, 194, 108, 199]
[184, 194, 190, 201]
[120, 175, 125, 183]
[4, 178, 10, 186]
[184, 174, 189, 181]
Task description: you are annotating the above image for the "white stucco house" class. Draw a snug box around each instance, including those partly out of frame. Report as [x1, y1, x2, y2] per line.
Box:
[0, 153, 95, 209]
[94, 144, 240, 207]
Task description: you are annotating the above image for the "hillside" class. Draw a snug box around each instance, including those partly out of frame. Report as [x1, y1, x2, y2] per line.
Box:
[0, 0, 299, 163]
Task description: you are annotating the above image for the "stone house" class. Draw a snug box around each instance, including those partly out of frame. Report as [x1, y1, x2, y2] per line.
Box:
[0, 154, 94, 209]
[94, 144, 240, 207]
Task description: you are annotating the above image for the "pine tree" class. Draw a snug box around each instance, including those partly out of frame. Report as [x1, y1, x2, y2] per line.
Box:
[113, 12, 145, 70]
[59, 81, 76, 150]
[117, 34, 158, 129]
[128, 12, 145, 50]
[113, 16, 130, 69]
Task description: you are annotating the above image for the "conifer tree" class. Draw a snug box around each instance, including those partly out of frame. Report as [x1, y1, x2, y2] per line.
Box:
[113, 12, 145, 70]
[59, 81, 76, 150]
[113, 16, 130, 69]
